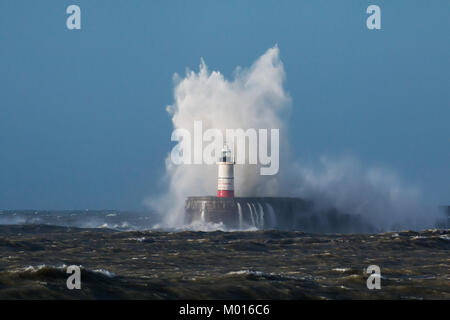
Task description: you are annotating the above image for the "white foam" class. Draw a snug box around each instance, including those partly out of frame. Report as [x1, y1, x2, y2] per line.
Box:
[92, 269, 116, 278]
[332, 268, 350, 272]
[439, 234, 450, 241]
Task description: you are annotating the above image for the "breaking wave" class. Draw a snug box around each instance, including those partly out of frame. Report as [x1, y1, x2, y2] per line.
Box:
[146, 46, 445, 232]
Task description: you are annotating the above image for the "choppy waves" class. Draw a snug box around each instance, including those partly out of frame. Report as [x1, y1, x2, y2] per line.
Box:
[0, 224, 448, 299]
[0, 210, 156, 231]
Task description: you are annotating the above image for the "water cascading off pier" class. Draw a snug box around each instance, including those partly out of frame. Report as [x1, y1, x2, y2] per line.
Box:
[185, 196, 371, 232]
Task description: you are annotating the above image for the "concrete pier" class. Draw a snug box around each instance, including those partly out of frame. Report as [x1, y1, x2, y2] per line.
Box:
[185, 196, 373, 233]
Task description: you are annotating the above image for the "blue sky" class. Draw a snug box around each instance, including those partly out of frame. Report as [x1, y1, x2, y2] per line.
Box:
[0, 1, 448, 209]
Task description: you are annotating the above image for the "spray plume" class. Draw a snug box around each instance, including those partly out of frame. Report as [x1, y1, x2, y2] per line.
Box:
[146, 46, 441, 231]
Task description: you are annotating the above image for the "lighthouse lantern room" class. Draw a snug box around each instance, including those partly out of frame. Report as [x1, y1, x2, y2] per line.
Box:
[217, 144, 235, 198]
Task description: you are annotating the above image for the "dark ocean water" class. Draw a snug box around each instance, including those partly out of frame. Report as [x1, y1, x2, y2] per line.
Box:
[0, 210, 449, 299]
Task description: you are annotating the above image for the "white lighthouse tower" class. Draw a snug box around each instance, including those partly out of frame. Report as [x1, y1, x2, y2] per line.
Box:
[217, 144, 234, 198]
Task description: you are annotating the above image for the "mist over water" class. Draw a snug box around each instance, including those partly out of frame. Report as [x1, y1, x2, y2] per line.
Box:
[292, 156, 442, 231]
[146, 46, 442, 231]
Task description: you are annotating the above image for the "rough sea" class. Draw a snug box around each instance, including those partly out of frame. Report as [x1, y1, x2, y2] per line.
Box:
[0, 210, 448, 299]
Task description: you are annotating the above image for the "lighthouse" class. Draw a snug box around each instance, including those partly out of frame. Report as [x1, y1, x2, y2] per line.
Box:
[217, 144, 234, 198]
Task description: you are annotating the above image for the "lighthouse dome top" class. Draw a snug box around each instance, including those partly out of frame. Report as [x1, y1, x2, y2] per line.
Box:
[219, 144, 233, 163]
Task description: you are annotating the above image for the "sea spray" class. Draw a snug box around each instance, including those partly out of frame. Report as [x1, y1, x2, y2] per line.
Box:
[146, 46, 442, 231]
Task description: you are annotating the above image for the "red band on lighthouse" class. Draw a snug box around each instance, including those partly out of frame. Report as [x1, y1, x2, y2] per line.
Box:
[217, 190, 234, 197]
